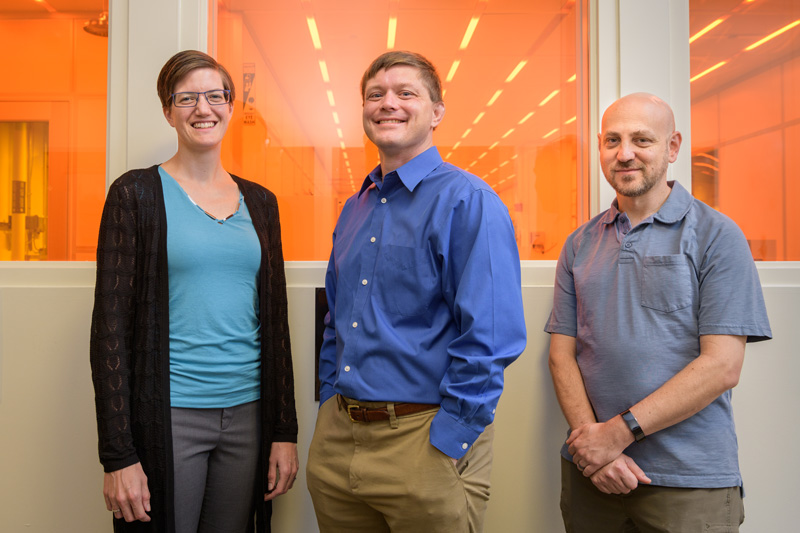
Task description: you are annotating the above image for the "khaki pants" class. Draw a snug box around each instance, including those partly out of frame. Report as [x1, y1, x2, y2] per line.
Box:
[560, 457, 745, 533]
[307, 396, 494, 533]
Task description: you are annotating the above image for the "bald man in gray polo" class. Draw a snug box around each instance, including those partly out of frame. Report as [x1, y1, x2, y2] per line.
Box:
[545, 93, 771, 532]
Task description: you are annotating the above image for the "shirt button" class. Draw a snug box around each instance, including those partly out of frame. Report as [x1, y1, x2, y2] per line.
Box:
[344, 365, 351, 372]
[461, 443, 468, 450]
[492, 408, 496, 414]
[352, 322, 358, 328]
[370, 237, 376, 243]
[380, 198, 387, 204]
[625, 242, 632, 248]
[362, 279, 368, 285]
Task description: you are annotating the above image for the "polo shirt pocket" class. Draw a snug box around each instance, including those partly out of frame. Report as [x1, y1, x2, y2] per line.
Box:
[641, 254, 693, 313]
[378, 244, 436, 317]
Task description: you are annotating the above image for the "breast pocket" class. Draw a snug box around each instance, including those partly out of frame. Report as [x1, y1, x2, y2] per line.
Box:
[641, 255, 693, 313]
[377, 244, 437, 317]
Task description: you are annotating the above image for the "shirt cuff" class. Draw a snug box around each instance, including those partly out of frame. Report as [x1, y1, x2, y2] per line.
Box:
[429, 409, 482, 459]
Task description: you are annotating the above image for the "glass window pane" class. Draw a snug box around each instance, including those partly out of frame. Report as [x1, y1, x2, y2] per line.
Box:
[0, 2, 108, 261]
[216, 0, 588, 260]
[689, 0, 800, 260]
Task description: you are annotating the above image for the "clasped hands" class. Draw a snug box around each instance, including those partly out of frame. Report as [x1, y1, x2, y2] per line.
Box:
[566, 420, 651, 495]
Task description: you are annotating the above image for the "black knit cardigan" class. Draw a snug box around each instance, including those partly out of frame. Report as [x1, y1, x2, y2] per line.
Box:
[90, 166, 298, 532]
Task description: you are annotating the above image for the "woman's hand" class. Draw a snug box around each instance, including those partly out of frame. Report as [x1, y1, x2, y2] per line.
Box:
[264, 442, 299, 501]
[104, 462, 151, 522]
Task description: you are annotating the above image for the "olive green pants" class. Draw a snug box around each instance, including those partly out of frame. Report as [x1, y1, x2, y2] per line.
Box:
[560, 457, 745, 532]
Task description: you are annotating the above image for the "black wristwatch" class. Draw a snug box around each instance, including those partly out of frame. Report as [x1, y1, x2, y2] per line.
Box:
[620, 409, 646, 442]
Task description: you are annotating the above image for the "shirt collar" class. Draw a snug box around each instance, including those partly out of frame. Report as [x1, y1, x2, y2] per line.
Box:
[601, 180, 693, 225]
[358, 146, 442, 197]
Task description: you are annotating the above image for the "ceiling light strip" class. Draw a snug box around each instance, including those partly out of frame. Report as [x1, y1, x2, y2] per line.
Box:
[689, 18, 726, 44]
[744, 19, 800, 51]
[690, 61, 726, 82]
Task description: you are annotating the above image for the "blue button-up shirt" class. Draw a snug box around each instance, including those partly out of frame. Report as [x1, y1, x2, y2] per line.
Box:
[320, 147, 527, 458]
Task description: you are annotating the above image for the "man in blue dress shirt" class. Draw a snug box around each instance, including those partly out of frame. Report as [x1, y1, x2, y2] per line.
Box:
[306, 51, 527, 533]
[546, 93, 772, 532]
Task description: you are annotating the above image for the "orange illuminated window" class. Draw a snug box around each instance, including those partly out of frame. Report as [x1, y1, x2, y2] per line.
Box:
[215, 0, 589, 260]
[0, 2, 108, 261]
[690, 0, 800, 260]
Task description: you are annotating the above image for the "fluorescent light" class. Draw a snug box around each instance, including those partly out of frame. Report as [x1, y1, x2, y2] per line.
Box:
[564, 116, 577, 124]
[478, 152, 488, 159]
[469, 161, 477, 167]
[487, 89, 503, 106]
[690, 61, 726, 82]
[745, 20, 800, 51]
[319, 61, 330, 83]
[327, 90, 336, 106]
[499, 160, 509, 167]
[539, 89, 559, 107]
[501, 128, 515, 139]
[689, 18, 725, 44]
[460, 17, 480, 50]
[543, 128, 558, 139]
[446, 152, 453, 159]
[340, 141, 346, 150]
[333, 111, 340, 124]
[306, 17, 322, 49]
[461, 128, 472, 139]
[387, 16, 397, 49]
[337, 128, 343, 138]
[566, 74, 576, 83]
[473, 112, 485, 124]
[342, 151, 348, 159]
[446, 60, 461, 82]
[518, 111, 535, 124]
[489, 141, 499, 150]
[505, 60, 528, 82]
[453, 141, 461, 150]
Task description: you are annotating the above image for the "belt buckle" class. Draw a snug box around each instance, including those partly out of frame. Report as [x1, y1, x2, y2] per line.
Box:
[347, 403, 363, 423]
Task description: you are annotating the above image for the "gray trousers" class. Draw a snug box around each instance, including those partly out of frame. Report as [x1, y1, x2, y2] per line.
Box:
[171, 400, 261, 533]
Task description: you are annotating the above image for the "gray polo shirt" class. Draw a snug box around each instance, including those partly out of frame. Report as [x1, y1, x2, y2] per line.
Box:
[545, 181, 771, 488]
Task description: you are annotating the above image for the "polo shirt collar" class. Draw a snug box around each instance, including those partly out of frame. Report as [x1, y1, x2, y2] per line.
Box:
[358, 146, 442, 197]
[601, 180, 693, 226]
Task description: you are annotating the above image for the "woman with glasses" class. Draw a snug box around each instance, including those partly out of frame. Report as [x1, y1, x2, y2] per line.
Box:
[90, 50, 298, 532]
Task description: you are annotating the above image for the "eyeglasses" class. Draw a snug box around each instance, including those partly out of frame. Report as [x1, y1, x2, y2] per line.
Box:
[171, 90, 231, 107]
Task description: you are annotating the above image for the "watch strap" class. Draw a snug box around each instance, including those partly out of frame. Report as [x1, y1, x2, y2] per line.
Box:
[620, 409, 646, 442]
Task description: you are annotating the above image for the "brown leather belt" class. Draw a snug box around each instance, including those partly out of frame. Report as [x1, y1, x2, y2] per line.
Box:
[338, 395, 439, 423]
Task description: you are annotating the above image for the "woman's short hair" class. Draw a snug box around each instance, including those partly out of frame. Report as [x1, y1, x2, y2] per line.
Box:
[360, 51, 442, 103]
[156, 50, 235, 107]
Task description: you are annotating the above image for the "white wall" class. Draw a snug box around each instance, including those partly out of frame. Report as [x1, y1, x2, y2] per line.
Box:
[0, 262, 797, 532]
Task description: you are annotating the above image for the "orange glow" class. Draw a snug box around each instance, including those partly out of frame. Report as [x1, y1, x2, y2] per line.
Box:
[744, 19, 800, 51]
[689, 18, 726, 44]
[216, 0, 587, 260]
[690, 60, 727, 82]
